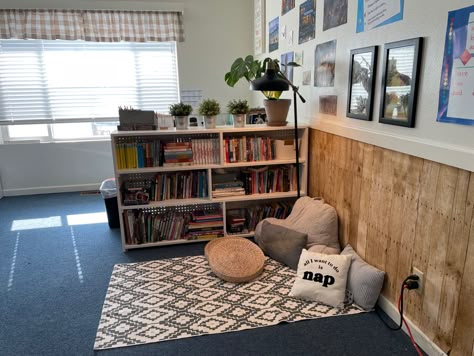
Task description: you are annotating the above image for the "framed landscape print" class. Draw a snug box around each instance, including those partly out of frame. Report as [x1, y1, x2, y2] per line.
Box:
[346, 46, 377, 121]
[379, 37, 422, 127]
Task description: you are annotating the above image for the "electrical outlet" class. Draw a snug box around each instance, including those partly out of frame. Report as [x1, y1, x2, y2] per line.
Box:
[412, 267, 424, 295]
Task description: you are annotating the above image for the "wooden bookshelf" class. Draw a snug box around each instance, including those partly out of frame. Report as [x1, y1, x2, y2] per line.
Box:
[111, 125, 308, 251]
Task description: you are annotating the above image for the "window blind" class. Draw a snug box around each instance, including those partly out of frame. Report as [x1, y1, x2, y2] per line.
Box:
[0, 39, 179, 124]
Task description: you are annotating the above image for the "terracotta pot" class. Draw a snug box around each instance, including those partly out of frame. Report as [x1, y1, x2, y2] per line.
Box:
[263, 99, 291, 126]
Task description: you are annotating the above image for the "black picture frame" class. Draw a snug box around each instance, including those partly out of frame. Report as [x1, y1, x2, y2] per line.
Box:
[379, 37, 423, 127]
[346, 46, 377, 121]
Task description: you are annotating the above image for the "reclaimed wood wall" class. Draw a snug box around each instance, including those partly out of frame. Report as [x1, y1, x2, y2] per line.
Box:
[308, 129, 474, 356]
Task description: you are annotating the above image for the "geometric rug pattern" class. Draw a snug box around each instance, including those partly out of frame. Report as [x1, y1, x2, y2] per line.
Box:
[94, 256, 364, 350]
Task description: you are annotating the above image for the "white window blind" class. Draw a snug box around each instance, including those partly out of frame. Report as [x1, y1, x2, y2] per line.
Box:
[0, 39, 179, 124]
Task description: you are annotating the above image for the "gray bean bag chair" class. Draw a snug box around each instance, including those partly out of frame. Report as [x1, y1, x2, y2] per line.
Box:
[254, 197, 340, 255]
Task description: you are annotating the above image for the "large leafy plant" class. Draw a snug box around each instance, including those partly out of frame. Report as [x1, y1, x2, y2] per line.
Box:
[224, 55, 283, 100]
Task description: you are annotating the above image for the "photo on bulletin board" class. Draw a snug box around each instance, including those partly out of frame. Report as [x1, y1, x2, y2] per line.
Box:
[281, 51, 295, 82]
[323, 0, 347, 31]
[379, 37, 423, 127]
[356, 0, 404, 33]
[319, 95, 338, 116]
[254, 0, 265, 55]
[298, 0, 316, 44]
[437, 5, 474, 126]
[282, 0, 295, 16]
[314, 40, 337, 87]
[269, 17, 279, 52]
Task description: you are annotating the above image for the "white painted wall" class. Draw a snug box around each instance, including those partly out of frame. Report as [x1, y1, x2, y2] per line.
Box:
[0, 0, 253, 196]
[255, 0, 474, 172]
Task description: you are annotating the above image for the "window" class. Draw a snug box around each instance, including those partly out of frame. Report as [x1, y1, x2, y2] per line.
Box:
[0, 39, 179, 142]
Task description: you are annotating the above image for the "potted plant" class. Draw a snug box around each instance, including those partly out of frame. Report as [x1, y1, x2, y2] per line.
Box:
[225, 55, 290, 126]
[169, 102, 193, 130]
[198, 99, 220, 129]
[227, 99, 249, 127]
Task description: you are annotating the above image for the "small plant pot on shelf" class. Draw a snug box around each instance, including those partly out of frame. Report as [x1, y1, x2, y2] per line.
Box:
[233, 114, 246, 128]
[174, 116, 188, 130]
[204, 116, 216, 129]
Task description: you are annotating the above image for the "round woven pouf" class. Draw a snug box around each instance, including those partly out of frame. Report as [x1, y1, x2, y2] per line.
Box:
[205, 237, 265, 283]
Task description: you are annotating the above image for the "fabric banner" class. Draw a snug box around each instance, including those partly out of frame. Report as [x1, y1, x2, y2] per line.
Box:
[0, 9, 184, 42]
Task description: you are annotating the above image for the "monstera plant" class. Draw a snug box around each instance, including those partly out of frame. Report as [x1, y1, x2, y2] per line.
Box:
[225, 55, 291, 126]
[225, 55, 283, 100]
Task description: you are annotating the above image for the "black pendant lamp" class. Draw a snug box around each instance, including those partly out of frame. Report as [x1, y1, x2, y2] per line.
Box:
[250, 60, 289, 92]
[250, 59, 305, 199]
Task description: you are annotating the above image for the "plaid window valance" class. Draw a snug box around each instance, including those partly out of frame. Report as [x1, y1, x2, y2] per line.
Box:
[0, 9, 184, 42]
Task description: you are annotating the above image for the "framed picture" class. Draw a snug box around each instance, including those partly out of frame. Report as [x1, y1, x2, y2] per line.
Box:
[379, 37, 423, 127]
[346, 46, 377, 121]
[254, 0, 265, 55]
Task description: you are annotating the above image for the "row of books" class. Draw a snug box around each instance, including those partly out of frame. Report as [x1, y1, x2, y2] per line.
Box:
[115, 141, 162, 169]
[121, 171, 208, 204]
[115, 138, 220, 169]
[225, 201, 294, 234]
[240, 165, 297, 195]
[123, 210, 188, 244]
[122, 208, 224, 245]
[224, 136, 275, 163]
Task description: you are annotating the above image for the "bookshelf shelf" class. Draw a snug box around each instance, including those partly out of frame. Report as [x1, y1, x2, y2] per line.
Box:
[222, 159, 306, 168]
[117, 165, 220, 174]
[120, 198, 212, 210]
[111, 125, 308, 251]
[211, 191, 302, 203]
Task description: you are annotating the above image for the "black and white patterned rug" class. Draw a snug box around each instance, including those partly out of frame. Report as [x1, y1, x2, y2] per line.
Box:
[94, 256, 363, 350]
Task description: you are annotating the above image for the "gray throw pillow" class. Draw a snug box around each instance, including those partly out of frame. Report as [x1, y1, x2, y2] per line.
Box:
[341, 244, 385, 310]
[256, 220, 308, 270]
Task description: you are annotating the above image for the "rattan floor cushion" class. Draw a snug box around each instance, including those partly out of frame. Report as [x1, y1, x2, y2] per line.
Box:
[205, 237, 266, 283]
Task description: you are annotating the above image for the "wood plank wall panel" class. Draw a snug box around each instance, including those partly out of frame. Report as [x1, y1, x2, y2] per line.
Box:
[308, 129, 474, 355]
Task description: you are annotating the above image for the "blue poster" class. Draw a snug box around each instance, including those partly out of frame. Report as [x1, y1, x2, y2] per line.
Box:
[298, 0, 316, 44]
[356, 0, 404, 33]
[437, 5, 474, 126]
[269, 17, 279, 53]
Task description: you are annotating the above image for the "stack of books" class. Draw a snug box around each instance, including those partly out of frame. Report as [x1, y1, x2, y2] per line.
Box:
[186, 209, 224, 240]
[226, 209, 248, 234]
[212, 180, 245, 198]
[163, 142, 193, 166]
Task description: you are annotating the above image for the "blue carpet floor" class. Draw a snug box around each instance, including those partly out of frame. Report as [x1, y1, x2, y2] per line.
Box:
[0, 192, 420, 356]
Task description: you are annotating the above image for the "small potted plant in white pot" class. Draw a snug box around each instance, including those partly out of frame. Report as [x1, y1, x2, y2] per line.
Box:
[227, 99, 249, 128]
[169, 102, 193, 130]
[198, 99, 220, 129]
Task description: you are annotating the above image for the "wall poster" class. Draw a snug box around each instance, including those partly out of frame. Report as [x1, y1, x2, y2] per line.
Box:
[314, 40, 337, 87]
[269, 17, 279, 52]
[298, 0, 316, 45]
[437, 5, 474, 126]
[280, 51, 295, 82]
[356, 0, 404, 33]
[323, 0, 347, 31]
[282, 0, 295, 16]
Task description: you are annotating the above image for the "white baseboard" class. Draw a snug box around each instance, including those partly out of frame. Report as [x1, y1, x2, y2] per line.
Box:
[377, 295, 447, 356]
[2, 183, 101, 197]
